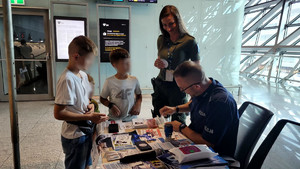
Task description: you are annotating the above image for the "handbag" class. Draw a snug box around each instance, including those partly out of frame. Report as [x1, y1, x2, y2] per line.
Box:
[67, 120, 95, 135]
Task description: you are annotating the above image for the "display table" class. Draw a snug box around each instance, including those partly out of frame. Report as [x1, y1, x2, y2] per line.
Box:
[94, 120, 228, 169]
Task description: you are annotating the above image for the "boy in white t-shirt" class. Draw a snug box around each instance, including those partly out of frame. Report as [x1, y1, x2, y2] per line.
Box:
[100, 48, 142, 122]
[54, 36, 108, 169]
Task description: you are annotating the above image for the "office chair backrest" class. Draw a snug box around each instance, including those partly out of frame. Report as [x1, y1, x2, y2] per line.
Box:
[247, 119, 300, 169]
[235, 101, 274, 169]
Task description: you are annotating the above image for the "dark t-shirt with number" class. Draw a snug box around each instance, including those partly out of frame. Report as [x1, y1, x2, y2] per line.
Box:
[157, 34, 200, 81]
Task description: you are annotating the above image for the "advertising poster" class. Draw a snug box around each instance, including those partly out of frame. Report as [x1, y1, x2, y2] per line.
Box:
[99, 18, 129, 62]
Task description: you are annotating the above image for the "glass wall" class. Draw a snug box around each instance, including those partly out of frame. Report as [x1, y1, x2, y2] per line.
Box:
[241, 0, 300, 87]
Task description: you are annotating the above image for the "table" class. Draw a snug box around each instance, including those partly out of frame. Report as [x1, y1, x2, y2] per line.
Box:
[93, 120, 228, 169]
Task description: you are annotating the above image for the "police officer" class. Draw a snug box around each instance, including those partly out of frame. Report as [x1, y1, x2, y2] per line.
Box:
[160, 61, 239, 157]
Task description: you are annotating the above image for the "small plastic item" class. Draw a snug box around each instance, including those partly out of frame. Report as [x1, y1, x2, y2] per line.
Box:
[169, 145, 218, 164]
[108, 123, 119, 133]
[164, 123, 173, 142]
[160, 59, 169, 68]
[135, 141, 152, 151]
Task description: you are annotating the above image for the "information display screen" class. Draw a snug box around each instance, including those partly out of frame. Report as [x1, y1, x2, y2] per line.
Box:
[104, 0, 124, 1]
[128, 0, 157, 3]
[54, 16, 87, 61]
[99, 18, 129, 62]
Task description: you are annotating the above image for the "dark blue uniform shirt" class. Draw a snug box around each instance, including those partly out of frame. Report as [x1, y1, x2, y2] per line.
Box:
[189, 78, 239, 157]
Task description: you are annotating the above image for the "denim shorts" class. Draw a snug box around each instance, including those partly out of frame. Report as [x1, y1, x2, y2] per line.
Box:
[61, 134, 92, 169]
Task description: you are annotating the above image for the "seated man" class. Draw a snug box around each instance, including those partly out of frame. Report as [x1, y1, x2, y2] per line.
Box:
[160, 61, 239, 157]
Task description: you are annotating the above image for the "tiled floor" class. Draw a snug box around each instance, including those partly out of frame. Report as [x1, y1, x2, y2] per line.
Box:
[0, 77, 299, 168]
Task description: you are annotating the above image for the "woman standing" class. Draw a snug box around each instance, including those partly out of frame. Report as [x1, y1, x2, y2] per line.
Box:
[152, 5, 200, 124]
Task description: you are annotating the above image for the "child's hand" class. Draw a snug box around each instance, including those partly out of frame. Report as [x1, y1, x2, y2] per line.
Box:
[86, 104, 95, 114]
[89, 113, 108, 124]
[111, 105, 121, 117]
[130, 103, 141, 115]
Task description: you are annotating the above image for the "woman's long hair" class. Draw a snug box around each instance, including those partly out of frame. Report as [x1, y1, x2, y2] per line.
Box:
[159, 5, 189, 38]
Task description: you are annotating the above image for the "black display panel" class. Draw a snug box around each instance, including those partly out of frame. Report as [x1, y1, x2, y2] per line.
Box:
[99, 19, 129, 62]
[103, 0, 124, 1]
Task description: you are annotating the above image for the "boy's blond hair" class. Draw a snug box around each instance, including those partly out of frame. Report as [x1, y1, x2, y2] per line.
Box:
[68, 36, 98, 57]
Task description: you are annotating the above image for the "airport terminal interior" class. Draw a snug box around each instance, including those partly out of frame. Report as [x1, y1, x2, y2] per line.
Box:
[0, 0, 299, 169]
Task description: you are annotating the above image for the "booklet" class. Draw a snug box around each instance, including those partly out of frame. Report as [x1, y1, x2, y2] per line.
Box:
[101, 160, 162, 169]
[157, 152, 228, 169]
[132, 118, 148, 129]
[132, 117, 167, 129]
[112, 133, 136, 151]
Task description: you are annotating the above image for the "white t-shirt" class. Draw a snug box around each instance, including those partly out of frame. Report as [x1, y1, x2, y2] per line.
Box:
[100, 75, 142, 122]
[55, 69, 92, 139]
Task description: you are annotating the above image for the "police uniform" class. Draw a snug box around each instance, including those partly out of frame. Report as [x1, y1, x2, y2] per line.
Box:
[189, 78, 239, 156]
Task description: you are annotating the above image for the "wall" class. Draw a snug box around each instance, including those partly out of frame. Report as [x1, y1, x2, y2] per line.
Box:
[0, 0, 245, 96]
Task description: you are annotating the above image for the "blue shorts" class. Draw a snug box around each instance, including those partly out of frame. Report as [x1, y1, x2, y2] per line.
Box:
[61, 134, 93, 169]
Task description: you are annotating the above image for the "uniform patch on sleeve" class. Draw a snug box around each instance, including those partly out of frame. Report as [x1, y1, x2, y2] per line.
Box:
[204, 126, 214, 134]
[198, 110, 206, 117]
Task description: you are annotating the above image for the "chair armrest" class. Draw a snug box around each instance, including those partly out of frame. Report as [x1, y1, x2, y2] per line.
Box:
[220, 155, 240, 168]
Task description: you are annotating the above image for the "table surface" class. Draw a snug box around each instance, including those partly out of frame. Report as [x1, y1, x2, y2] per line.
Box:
[100, 127, 170, 164]
[95, 122, 227, 169]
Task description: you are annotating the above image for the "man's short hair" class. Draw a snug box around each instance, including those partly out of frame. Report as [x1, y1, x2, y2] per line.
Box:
[68, 36, 97, 57]
[174, 61, 206, 82]
[109, 48, 130, 64]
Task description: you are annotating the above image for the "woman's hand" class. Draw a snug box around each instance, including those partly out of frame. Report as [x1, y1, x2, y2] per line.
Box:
[160, 106, 176, 117]
[154, 58, 166, 69]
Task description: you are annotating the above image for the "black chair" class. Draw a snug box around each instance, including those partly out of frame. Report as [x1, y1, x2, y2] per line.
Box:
[247, 119, 300, 169]
[233, 102, 274, 169]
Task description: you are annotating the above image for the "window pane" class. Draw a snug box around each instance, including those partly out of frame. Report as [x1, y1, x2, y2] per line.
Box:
[244, 12, 262, 30]
[286, 27, 300, 45]
[244, 33, 258, 46]
[256, 57, 279, 81]
[265, 36, 276, 46]
[287, 26, 298, 37]
[240, 55, 262, 71]
[266, 14, 280, 27]
[289, 2, 300, 23]
[244, 11, 260, 27]
[279, 57, 299, 78]
[257, 29, 277, 46]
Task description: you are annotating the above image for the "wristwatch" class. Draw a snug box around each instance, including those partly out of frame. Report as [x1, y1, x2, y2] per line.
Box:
[175, 106, 180, 114]
[108, 102, 114, 109]
[179, 123, 187, 133]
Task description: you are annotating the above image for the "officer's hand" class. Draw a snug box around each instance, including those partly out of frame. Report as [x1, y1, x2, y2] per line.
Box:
[165, 121, 181, 132]
[160, 106, 176, 117]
